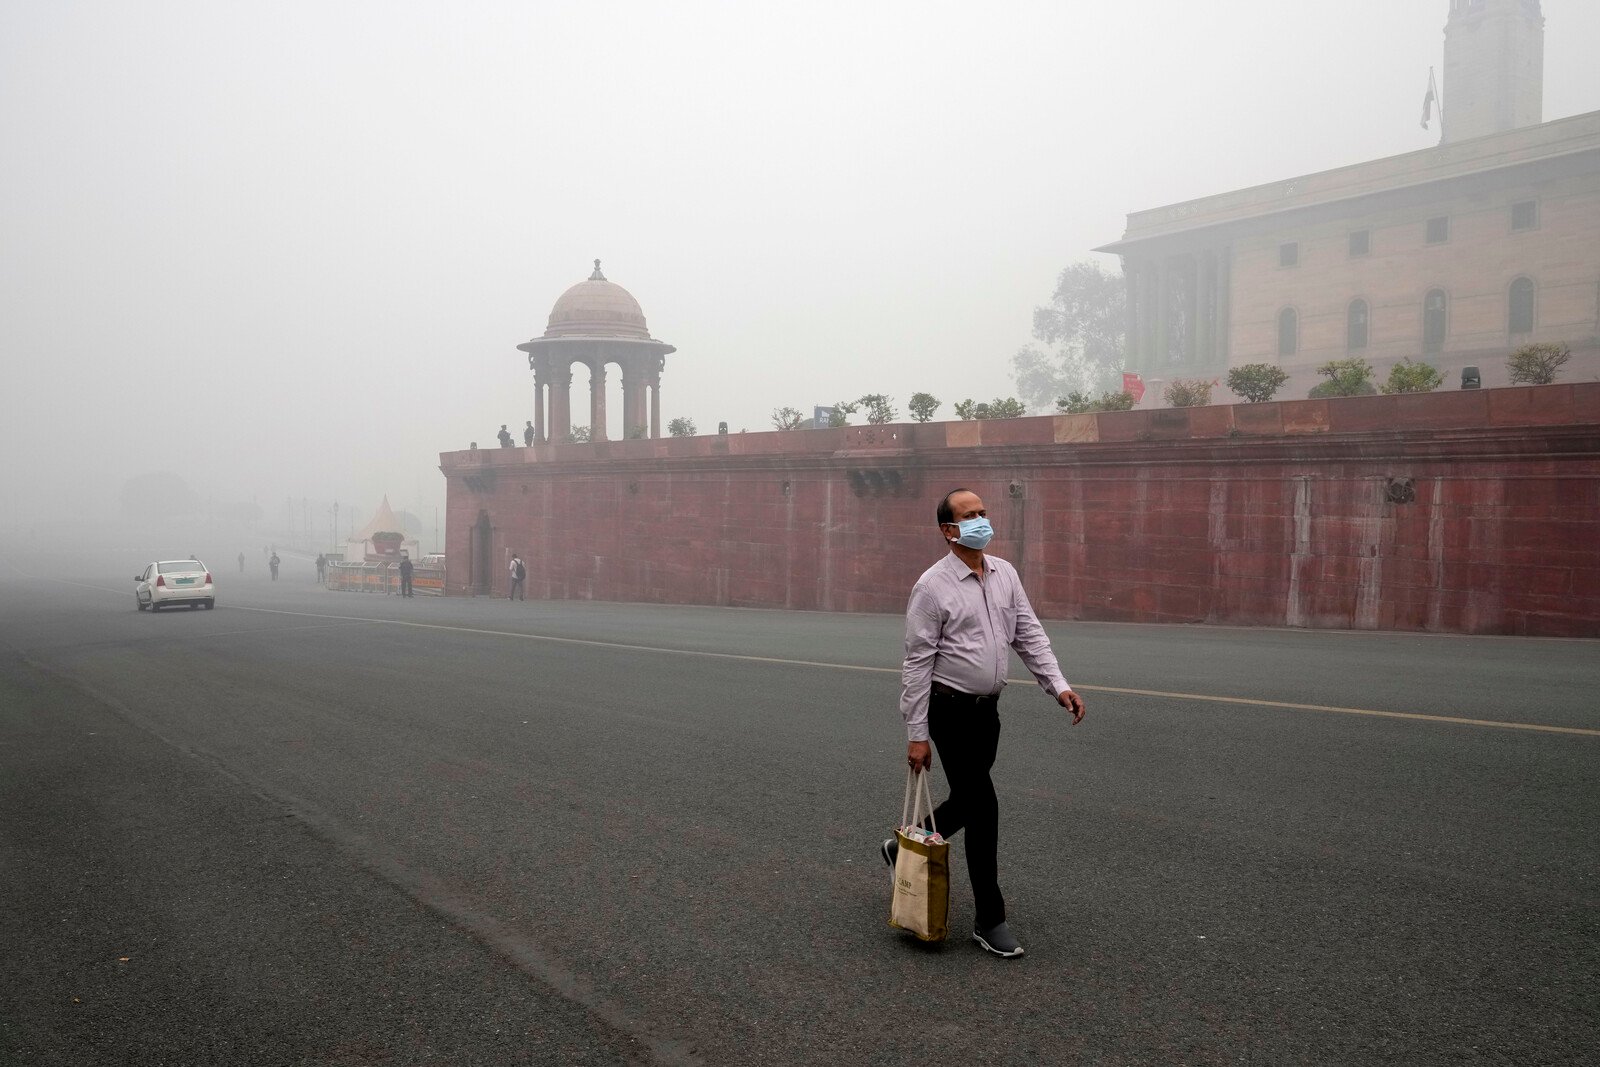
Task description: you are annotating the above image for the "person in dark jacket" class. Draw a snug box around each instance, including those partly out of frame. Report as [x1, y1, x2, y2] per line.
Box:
[398, 554, 415, 598]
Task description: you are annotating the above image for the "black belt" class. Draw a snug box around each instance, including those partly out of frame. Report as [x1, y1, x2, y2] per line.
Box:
[930, 681, 999, 703]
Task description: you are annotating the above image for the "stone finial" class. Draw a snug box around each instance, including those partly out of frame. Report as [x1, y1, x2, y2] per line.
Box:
[589, 259, 606, 281]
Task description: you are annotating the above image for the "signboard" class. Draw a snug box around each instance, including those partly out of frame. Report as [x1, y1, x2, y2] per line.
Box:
[1122, 372, 1146, 403]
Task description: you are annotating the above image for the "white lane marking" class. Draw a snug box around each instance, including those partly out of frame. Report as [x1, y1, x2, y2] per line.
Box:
[224, 606, 1600, 740]
[13, 570, 1598, 739]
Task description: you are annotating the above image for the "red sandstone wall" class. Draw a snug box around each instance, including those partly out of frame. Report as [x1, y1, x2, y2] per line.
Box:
[441, 384, 1600, 637]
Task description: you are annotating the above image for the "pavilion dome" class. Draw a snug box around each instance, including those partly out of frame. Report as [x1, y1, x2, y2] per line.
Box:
[543, 260, 652, 340]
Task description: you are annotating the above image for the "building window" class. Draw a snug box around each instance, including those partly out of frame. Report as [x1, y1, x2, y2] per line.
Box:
[1278, 307, 1298, 357]
[1511, 200, 1538, 231]
[1423, 289, 1448, 351]
[1425, 216, 1450, 244]
[1509, 276, 1536, 334]
[1279, 242, 1299, 267]
[1347, 299, 1369, 350]
[1349, 230, 1370, 257]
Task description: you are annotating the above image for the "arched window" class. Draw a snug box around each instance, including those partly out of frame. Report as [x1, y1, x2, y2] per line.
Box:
[1508, 276, 1536, 335]
[1423, 289, 1448, 352]
[1347, 299, 1369, 350]
[1277, 307, 1298, 357]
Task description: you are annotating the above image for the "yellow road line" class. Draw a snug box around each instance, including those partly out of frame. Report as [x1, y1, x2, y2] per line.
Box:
[226, 605, 1600, 740]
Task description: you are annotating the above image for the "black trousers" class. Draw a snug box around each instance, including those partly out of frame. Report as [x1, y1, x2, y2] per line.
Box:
[927, 689, 1005, 930]
[400, 574, 413, 596]
[508, 577, 525, 600]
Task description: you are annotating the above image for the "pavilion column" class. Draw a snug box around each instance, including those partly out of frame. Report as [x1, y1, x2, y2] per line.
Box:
[550, 367, 572, 442]
[621, 370, 645, 439]
[589, 362, 607, 441]
[1124, 260, 1142, 373]
[532, 366, 547, 443]
[649, 376, 661, 439]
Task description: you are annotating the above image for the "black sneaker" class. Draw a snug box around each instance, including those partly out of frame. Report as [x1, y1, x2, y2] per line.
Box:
[973, 922, 1025, 958]
[880, 836, 898, 869]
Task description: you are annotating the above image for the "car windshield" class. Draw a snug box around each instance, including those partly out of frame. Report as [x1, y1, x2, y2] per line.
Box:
[158, 561, 206, 574]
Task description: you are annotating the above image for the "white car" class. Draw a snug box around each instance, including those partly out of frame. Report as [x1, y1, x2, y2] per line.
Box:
[134, 559, 215, 611]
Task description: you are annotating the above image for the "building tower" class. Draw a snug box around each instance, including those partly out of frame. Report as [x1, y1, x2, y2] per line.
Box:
[1442, 0, 1544, 143]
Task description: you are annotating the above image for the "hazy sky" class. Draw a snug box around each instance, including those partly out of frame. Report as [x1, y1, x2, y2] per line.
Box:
[3, 1, 1597, 534]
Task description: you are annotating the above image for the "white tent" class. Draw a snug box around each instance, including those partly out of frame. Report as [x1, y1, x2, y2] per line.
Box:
[343, 496, 420, 562]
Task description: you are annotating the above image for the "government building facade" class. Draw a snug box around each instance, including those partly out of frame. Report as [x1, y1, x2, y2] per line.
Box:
[1098, 0, 1599, 396]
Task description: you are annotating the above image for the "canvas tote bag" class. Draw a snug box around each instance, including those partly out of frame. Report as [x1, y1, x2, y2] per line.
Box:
[887, 768, 949, 942]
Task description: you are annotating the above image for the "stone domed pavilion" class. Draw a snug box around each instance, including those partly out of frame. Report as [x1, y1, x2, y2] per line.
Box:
[518, 261, 676, 441]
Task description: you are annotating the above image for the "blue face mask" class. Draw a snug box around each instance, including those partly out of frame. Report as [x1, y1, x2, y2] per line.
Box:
[947, 516, 994, 550]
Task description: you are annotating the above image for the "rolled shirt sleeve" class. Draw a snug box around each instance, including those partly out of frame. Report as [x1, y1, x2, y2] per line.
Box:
[899, 584, 941, 741]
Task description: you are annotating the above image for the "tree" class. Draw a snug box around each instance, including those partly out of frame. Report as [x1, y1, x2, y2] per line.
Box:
[627, 425, 648, 439]
[1312, 358, 1376, 398]
[955, 397, 1027, 420]
[1012, 261, 1126, 412]
[857, 394, 897, 424]
[566, 426, 591, 443]
[771, 406, 807, 431]
[1507, 342, 1571, 385]
[827, 400, 859, 428]
[667, 417, 697, 437]
[1057, 390, 1135, 414]
[1381, 357, 1444, 394]
[1163, 379, 1216, 407]
[1226, 363, 1290, 403]
[908, 392, 940, 422]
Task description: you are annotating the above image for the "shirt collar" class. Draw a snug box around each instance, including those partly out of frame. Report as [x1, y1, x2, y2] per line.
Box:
[942, 550, 993, 580]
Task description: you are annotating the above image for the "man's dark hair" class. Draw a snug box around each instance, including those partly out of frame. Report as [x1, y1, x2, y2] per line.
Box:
[937, 488, 972, 527]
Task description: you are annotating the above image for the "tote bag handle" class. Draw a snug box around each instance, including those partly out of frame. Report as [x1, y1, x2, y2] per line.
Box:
[900, 767, 939, 837]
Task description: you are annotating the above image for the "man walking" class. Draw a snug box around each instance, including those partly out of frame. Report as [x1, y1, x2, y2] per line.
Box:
[315, 553, 327, 583]
[508, 553, 526, 600]
[269, 551, 280, 581]
[398, 553, 414, 598]
[887, 488, 1086, 959]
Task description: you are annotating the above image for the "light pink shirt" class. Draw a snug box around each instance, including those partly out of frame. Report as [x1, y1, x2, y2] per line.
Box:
[899, 551, 1071, 742]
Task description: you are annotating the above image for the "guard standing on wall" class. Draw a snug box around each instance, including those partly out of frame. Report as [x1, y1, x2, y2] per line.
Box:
[524, 420, 536, 446]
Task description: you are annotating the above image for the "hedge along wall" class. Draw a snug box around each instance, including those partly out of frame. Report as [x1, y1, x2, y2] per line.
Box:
[440, 383, 1600, 636]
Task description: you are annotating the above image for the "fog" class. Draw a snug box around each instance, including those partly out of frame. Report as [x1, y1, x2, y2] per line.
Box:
[3, 1, 1597, 548]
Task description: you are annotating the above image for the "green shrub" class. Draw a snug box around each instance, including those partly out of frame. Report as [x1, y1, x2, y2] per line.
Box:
[1163, 379, 1216, 407]
[1313, 357, 1377, 397]
[1507, 342, 1571, 386]
[1381, 358, 1443, 394]
[1226, 363, 1290, 403]
[1056, 390, 1135, 414]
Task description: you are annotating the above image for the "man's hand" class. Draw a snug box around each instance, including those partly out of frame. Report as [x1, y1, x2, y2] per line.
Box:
[1058, 689, 1086, 725]
[907, 740, 932, 771]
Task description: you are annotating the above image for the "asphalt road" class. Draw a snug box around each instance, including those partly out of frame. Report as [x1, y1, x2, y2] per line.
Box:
[3, 553, 1597, 1066]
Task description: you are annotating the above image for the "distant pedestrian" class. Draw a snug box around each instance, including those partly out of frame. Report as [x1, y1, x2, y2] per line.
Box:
[315, 553, 327, 583]
[508, 554, 526, 600]
[886, 488, 1086, 960]
[399, 554, 415, 597]
[269, 552, 280, 581]
[523, 420, 536, 446]
[237, 552, 245, 573]
[498, 424, 514, 448]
